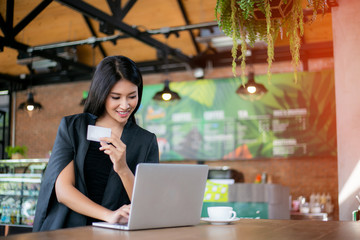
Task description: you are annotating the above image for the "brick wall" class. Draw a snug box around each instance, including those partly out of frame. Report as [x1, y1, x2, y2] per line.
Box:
[14, 81, 91, 158]
[13, 59, 338, 219]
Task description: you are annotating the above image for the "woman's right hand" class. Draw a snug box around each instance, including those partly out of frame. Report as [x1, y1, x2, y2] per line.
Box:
[105, 204, 131, 224]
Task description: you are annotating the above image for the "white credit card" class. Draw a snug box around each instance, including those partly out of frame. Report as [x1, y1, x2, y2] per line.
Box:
[87, 125, 111, 142]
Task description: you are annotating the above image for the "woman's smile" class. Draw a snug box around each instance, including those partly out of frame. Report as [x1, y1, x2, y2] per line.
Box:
[116, 110, 130, 118]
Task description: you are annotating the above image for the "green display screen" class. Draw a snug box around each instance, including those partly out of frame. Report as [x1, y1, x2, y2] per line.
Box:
[136, 70, 336, 161]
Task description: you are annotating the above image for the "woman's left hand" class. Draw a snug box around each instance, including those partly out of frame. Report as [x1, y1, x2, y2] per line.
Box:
[99, 134, 128, 173]
[105, 204, 131, 224]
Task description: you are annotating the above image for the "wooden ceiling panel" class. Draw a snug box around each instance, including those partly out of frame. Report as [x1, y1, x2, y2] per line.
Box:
[0, 48, 28, 75]
[13, 0, 43, 25]
[183, 0, 218, 23]
[303, 14, 333, 43]
[82, 0, 112, 15]
[123, 0, 187, 29]
[14, 2, 94, 45]
[100, 39, 158, 62]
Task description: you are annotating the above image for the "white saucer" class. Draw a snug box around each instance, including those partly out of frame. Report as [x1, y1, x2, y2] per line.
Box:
[200, 217, 240, 225]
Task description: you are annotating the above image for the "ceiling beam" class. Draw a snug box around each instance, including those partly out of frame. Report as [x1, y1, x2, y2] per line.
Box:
[83, 16, 107, 58]
[24, 22, 218, 53]
[56, 0, 191, 63]
[106, 0, 138, 20]
[0, 73, 22, 83]
[118, 0, 137, 20]
[106, 0, 121, 18]
[0, 36, 93, 73]
[0, 14, 7, 36]
[0, 0, 88, 45]
[13, 0, 53, 36]
[0, 0, 94, 81]
[6, 0, 14, 36]
[176, 0, 200, 54]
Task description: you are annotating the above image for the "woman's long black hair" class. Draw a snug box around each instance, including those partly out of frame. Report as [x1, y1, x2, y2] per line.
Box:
[84, 55, 143, 123]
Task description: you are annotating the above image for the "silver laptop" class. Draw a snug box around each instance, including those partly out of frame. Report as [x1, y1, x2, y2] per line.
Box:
[92, 163, 209, 230]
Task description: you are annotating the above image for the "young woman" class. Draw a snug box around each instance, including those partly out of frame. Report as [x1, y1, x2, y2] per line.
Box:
[33, 56, 159, 231]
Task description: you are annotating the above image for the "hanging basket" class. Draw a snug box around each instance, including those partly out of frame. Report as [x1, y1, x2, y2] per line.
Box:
[254, 0, 294, 20]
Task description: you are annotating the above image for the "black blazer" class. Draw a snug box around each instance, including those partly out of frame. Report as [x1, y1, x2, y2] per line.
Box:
[32, 113, 159, 231]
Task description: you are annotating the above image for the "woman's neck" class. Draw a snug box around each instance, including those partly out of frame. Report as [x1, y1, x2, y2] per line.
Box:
[95, 116, 126, 136]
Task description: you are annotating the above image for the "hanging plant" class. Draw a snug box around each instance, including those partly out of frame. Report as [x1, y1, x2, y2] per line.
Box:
[215, 0, 329, 83]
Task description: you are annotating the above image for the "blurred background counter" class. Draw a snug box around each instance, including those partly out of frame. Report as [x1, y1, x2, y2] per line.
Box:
[203, 167, 290, 220]
[0, 158, 48, 235]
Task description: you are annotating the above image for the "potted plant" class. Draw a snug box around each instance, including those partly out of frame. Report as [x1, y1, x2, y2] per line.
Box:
[215, 0, 329, 82]
[5, 145, 28, 159]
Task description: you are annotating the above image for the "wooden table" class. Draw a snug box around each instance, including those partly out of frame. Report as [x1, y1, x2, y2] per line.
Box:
[2, 219, 360, 240]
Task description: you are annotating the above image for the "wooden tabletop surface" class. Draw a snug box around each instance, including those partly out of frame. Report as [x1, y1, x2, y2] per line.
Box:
[2, 219, 360, 240]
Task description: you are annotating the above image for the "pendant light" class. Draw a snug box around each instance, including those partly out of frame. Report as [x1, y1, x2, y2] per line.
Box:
[236, 72, 267, 101]
[18, 57, 43, 116]
[18, 91, 43, 116]
[152, 49, 181, 102]
[153, 79, 181, 101]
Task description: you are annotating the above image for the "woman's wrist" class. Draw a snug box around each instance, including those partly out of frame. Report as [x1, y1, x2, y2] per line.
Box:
[102, 208, 114, 222]
[115, 165, 131, 176]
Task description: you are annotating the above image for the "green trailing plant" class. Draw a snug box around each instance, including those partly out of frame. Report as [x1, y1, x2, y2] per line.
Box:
[215, 0, 328, 83]
[5, 145, 28, 158]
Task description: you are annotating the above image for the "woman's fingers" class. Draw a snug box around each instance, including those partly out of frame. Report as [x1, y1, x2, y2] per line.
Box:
[100, 136, 126, 149]
[99, 140, 113, 150]
[99, 138, 126, 156]
[112, 205, 131, 223]
[106, 206, 131, 224]
[121, 204, 131, 214]
[120, 204, 131, 218]
[100, 137, 117, 148]
[99, 141, 126, 157]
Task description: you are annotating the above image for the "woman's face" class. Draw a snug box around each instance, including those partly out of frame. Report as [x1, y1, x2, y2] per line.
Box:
[103, 79, 138, 126]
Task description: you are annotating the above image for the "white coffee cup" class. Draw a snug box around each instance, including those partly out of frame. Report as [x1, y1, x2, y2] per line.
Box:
[207, 206, 237, 221]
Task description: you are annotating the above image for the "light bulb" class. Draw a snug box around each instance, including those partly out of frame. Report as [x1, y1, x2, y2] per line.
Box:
[162, 93, 172, 101]
[26, 105, 34, 111]
[247, 86, 256, 94]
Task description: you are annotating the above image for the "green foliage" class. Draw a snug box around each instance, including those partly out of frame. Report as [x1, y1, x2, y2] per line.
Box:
[215, 0, 328, 82]
[5, 145, 28, 158]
